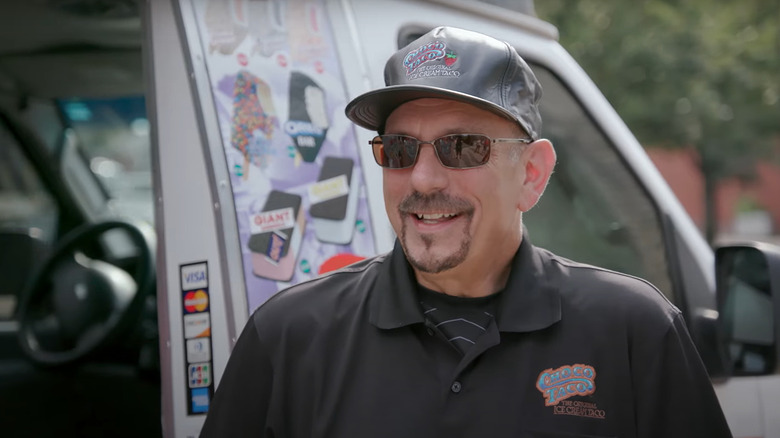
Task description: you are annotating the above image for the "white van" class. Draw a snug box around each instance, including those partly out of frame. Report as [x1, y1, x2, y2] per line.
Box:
[1, 1, 777, 437]
[146, 1, 780, 436]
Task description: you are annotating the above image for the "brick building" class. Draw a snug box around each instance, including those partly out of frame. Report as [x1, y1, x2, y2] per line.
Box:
[646, 147, 780, 244]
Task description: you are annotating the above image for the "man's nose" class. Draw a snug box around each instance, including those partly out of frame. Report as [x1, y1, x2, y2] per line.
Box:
[408, 143, 448, 193]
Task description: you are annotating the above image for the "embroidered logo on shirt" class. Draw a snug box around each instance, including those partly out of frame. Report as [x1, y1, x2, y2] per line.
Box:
[551, 400, 606, 419]
[536, 363, 596, 406]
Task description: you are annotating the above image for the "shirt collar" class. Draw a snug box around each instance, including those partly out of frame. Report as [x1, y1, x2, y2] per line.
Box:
[369, 240, 425, 329]
[369, 236, 561, 333]
[494, 235, 562, 332]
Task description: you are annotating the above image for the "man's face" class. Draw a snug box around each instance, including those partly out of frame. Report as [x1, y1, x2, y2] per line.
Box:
[382, 98, 528, 276]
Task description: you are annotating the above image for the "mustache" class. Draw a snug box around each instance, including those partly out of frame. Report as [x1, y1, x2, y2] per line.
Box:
[398, 191, 474, 215]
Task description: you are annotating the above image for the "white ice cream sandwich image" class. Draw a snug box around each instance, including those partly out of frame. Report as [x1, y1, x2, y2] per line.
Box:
[248, 190, 305, 281]
[285, 71, 329, 163]
[309, 157, 358, 245]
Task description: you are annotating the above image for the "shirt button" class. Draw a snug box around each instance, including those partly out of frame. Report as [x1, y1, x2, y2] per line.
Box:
[451, 381, 462, 393]
[426, 327, 435, 336]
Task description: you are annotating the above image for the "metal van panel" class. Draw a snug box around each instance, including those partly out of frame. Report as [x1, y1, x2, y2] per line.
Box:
[714, 377, 764, 437]
[148, 0, 235, 436]
[177, 0, 249, 338]
[424, 0, 559, 40]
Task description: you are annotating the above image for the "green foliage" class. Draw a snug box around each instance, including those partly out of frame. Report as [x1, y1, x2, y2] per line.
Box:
[536, 0, 780, 181]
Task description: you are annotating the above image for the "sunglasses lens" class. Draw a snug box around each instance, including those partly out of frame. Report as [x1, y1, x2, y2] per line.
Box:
[435, 134, 491, 168]
[373, 135, 418, 168]
[371, 134, 492, 169]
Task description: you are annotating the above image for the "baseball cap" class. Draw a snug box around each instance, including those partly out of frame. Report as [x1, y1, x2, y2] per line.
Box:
[345, 26, 543, 140]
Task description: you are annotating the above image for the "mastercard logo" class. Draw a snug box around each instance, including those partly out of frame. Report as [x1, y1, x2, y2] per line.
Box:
[184, 290, 209, 313]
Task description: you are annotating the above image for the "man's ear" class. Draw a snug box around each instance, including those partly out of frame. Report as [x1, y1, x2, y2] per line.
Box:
[517, 139, 556, 212]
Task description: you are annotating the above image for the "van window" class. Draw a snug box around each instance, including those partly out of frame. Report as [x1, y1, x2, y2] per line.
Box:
[0, 120, 58, 237]
[0, 119, 58, 320]
[524, 65, 673, 298]
[59, 96, 153, 226]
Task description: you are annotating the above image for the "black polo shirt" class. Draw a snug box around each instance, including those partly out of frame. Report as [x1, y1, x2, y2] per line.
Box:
[200, 238, 732, 438]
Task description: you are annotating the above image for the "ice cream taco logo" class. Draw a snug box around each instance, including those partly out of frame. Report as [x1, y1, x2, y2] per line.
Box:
[403, 41, 446, 75]
[536, 364, 596, 406]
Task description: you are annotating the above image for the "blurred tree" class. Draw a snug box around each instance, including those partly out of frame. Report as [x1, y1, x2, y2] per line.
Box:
[533, 0, 780, 243]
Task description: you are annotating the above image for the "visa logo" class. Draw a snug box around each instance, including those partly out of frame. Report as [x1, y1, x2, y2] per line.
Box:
[186, 272, 206, 283]
[181, 263, 208, 290]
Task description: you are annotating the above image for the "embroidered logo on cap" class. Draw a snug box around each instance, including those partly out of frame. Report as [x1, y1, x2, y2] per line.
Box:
[403, 41, 446, 74]
[536, 363, 596, 406]
[402, 41, 463, 81]
[444, 50, 458, 66]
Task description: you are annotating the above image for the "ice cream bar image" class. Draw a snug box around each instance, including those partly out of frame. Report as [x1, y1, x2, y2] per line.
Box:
[285, 71, 329, 163]
[204, 0, 249, 55]
[247, 0, 287, 57]
[248, 190, 305, 281]
[231, 71, 277, 178]
[309, 157, 358, 245]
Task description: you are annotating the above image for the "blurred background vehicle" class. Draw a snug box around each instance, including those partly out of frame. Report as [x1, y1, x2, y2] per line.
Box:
[0, 2, 160, 436]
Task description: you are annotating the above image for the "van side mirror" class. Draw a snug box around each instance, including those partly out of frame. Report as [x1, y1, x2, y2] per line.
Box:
[716, 243, 780, 376]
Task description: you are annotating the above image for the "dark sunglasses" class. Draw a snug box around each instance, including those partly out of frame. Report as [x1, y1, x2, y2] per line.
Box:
[369, 134, 533, 169]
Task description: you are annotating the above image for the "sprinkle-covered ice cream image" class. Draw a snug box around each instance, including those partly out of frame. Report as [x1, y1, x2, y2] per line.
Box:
[230, 70, 278, 179]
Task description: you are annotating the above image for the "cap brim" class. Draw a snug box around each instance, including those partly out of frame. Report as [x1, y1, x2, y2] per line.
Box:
[345, 85, 522, 133]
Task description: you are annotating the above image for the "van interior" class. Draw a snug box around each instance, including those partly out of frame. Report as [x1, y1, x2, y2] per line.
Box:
[0, 2, 160, 436]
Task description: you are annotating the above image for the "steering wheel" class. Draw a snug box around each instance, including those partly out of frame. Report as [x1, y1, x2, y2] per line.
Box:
[17, 220, 155, 366]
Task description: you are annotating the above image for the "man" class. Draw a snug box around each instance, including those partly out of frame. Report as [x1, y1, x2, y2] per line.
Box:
[201, 26, 732, 438]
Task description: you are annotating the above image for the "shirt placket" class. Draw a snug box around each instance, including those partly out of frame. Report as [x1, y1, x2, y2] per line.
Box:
[436, 318, 501, 436]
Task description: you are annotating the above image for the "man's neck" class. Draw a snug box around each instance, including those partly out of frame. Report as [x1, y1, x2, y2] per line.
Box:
[413, 252, 515, 298]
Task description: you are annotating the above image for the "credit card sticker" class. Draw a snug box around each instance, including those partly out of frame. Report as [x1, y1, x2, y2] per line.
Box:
[189, 362, 212, 388]
[191, 387, 210, 413]
[183, 313, 211, 339]
[181, 263, 208, 290]
[186, 338, 212, 363]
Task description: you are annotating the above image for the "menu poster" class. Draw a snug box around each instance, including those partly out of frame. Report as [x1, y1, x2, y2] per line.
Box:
[193, 0, 376, 312]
